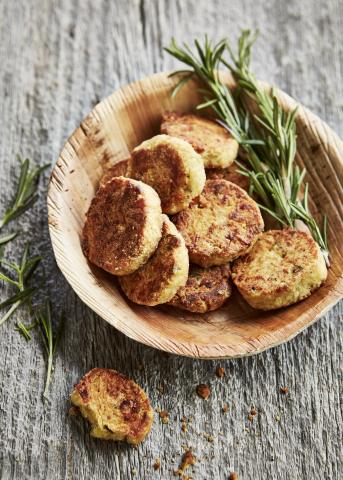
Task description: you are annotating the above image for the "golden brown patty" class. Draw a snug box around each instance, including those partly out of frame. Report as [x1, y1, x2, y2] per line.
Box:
[119, 215, 189, 306]
[206, 164, 250, 192]
[168, 264, 232, 313]
[127, 134, 206, 214]
[70, 368, 153, 445]
[82, 176, 163, 275]
[173, 179, 264, 267]
[100, 159, 129, 187]
[161, 112, 239, 168]
[232, 229, 328, 310]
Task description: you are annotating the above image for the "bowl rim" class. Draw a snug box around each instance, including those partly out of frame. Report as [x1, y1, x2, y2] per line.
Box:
[47, 71, 343, 359]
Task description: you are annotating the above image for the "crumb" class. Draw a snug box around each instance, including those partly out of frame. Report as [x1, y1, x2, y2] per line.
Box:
[275, 414, 281, 422]
[181, 420, 188, 433]
[215, 366, 225, 378]
[153, 458, 161, 470]
[229, 472, 238, 480]
[222, 403, 229, 413]
[203, 432, 214, 442]
[250, 407, 257, 416]
[68, 406, 80, 416]
[182, 450, 196, 470]
[131, 468, 137, 476]
[280, 386, 289, 394]
[247, 414, 254, 422]
[196, 384, 211, 400]
[157, 384, 165, 394]
[159, 410, 169, 424]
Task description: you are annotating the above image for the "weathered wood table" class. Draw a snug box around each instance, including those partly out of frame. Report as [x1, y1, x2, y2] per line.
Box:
[0, 1, 342, 478]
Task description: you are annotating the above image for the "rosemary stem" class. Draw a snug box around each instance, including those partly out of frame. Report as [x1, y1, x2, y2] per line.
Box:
[43, 350, 53, 400]
[0, 300, 21, 326]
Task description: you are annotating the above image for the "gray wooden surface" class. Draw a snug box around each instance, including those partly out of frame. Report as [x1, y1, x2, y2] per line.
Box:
[0, 0, 342, 478]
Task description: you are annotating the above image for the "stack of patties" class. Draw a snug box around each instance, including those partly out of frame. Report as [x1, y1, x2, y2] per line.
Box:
[83, 112, 326, 313]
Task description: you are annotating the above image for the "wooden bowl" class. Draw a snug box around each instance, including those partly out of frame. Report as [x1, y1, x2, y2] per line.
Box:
[48, 72, 343, 359]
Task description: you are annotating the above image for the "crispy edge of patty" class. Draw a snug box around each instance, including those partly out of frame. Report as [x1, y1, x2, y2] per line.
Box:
[82, 176, 163, 275]
[172, 179, 264, 267]
[127, 134, 206, 214]
[119, 215, 189, 306]
[231, 229, 328, 310]
[161, 111, 239, 169]
[70, 368, 154, 445]
[100, 159, 129, 187]
[205, 164, 250, 192]
[168, 264, 232, 313]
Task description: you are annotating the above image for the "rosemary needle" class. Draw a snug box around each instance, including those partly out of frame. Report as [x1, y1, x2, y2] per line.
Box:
[15, 319, 38, 341]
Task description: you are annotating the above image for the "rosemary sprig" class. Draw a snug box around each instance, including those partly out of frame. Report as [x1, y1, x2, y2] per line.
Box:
[0, 243, 41, 326]
[0, 156, 48, 230]
[36, 300, 64, 399]
[165, 32, 330, 265]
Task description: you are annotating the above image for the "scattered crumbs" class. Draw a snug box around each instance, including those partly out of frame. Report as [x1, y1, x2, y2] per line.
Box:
[181, 418, 188, 433]
[229, 472, 238, 480]
[196, 384, 211, 400]
[203, 432, 214, 443]
[159, 410, 169, 424]
[222, 403, 229, 413]
[157, 383, 166, 394]
[216, 365, 225, 378]
[153, 458, 161, 471]
[280, 386, 289, 395]
[275, 414, 281, 422]
[68, 406, 80, 416]
[174, 449, 196, 478]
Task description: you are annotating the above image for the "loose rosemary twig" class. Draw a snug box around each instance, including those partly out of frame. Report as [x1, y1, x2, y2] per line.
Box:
[0, 244, 41, 326]
[165, 32, 330, 265]
[36, 300, 64, 400]
[0, 156, 48, 230]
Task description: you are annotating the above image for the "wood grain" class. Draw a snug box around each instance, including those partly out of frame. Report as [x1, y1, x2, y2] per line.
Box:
[0, 0, 342, 479]
[48, 72, 343, 359]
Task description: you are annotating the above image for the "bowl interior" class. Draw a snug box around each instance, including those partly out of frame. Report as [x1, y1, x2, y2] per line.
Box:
[48, 72, 343, 358]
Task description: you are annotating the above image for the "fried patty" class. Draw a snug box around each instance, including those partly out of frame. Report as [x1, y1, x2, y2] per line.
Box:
[206, 164, 249, 192]
[70, 368, 153, 445]
[119, 215, 189, 306]
[100, 159, 129, 187]
[172, 179, 264, 267]
[232, 229, 328, 310]
[82, 176, 163, 275]
[168, 264, 232, 313]
[127, 134, 206, 214]
[161, 112, 239, 169]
